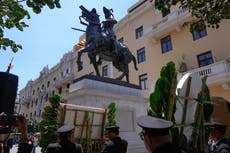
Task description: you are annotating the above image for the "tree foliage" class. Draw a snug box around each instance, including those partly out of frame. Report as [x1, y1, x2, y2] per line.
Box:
[0, 0, 61, 52]
[39, 94, 61, 152]
[106, 102, 117, 127]
[154, 0, 230, 31]
[149, 61, 177, 120]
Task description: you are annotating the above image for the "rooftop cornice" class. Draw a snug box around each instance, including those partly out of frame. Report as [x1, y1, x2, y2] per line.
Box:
[114, 1, 153, 32]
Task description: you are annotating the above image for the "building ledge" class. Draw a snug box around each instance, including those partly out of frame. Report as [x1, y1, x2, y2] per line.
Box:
[178, 60, 230, 89]
[144, 7, 194, 41]
[53, 73, 74, 88]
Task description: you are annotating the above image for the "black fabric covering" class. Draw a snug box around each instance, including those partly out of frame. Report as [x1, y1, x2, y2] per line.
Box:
[0, 72, 18, 114]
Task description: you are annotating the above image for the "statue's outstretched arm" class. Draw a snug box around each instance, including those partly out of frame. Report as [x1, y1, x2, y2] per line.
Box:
[79, 16, 88, 26]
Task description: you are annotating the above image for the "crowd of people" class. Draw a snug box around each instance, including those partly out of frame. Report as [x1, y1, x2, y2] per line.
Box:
[0, 112, 230, 153]
[137, 116, 230, 153]
[0, 112, 33, 153]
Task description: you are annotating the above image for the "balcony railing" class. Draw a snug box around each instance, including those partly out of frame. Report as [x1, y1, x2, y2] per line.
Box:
[144, 7, 194, 41]
[178, 60, 230, 88]
[53, 73, 74, 88]
[21, 96, 32, 104]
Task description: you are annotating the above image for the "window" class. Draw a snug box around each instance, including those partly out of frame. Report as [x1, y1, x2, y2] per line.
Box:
[139, 74, 148, 90]
[135, 26, 143, 39]
[118, 37, 124, 43]
[137, 48, 146, 64]
[197, 51, 213, 67]
[192, 21, 207, 40]
[161, 35, 173, 53]
[45, 93, 48, 101]
[102, 65, 108, 77]
[47, 81, 50, 88]
[58, 87, 62, 94]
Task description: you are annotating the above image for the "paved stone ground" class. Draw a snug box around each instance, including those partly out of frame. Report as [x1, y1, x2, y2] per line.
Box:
[11, 144, 42, 153]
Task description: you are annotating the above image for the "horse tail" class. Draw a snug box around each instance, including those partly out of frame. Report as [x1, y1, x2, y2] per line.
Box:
[131, 54, 138, 71]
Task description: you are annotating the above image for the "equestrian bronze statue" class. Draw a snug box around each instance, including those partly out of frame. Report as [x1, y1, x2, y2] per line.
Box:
[76, 5, 138, 83]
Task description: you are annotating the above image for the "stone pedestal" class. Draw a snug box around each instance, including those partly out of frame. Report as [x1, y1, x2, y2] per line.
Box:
[67, 75, 148, 153]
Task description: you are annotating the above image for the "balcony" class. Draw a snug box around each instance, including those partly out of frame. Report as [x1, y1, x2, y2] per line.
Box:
[21, 95, 32, 104]
[178, 60, 230, 90]
[144, 7, 194, 42]
[53, 73, 74, 88]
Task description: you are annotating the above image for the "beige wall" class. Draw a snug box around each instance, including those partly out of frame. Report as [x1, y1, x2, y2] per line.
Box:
[113, 2, 230, 98]
[210, 86, 230, 102]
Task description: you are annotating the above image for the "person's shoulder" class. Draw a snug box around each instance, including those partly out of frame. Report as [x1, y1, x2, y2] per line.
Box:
[155, 142, 193, 153]
[217, 139, 230, 152]
[105, 139, 114, 145]
[47, 143, 61, 149]
[223, 137, 230, 144]
[65, 142, 82, 150]
[45, 143, 62, 153]
[75, 143, 82, 149]
[103, 139, 116, 148]
[179, 148, 195, 153]
[218, 138, 230, 146]
[121, 139, 128, 145]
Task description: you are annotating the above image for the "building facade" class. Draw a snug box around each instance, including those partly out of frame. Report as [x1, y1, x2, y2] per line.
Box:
[19, 0, 230, 135]
[19, 51, 76, 121]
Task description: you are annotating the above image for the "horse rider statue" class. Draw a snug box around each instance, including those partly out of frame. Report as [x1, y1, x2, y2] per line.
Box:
[76, 5, 138, 83]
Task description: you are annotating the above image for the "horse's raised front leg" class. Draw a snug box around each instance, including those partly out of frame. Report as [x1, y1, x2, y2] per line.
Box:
[77, 51, 83, 71]
[77, 47, 89, 71]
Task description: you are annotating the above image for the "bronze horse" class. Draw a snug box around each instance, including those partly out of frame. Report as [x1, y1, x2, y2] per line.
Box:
[77, 6, 138, 83]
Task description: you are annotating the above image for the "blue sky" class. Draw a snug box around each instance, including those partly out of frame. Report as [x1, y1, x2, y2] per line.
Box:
[0, 0, 139, 90]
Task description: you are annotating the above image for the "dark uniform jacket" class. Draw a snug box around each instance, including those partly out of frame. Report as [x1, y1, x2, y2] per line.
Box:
[17, 142, 33, 153]
[45, 141, 82, 153]
[101, 137, 128, 153]
[154, 142, 188, 153]
[211, 138, 230, 153]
